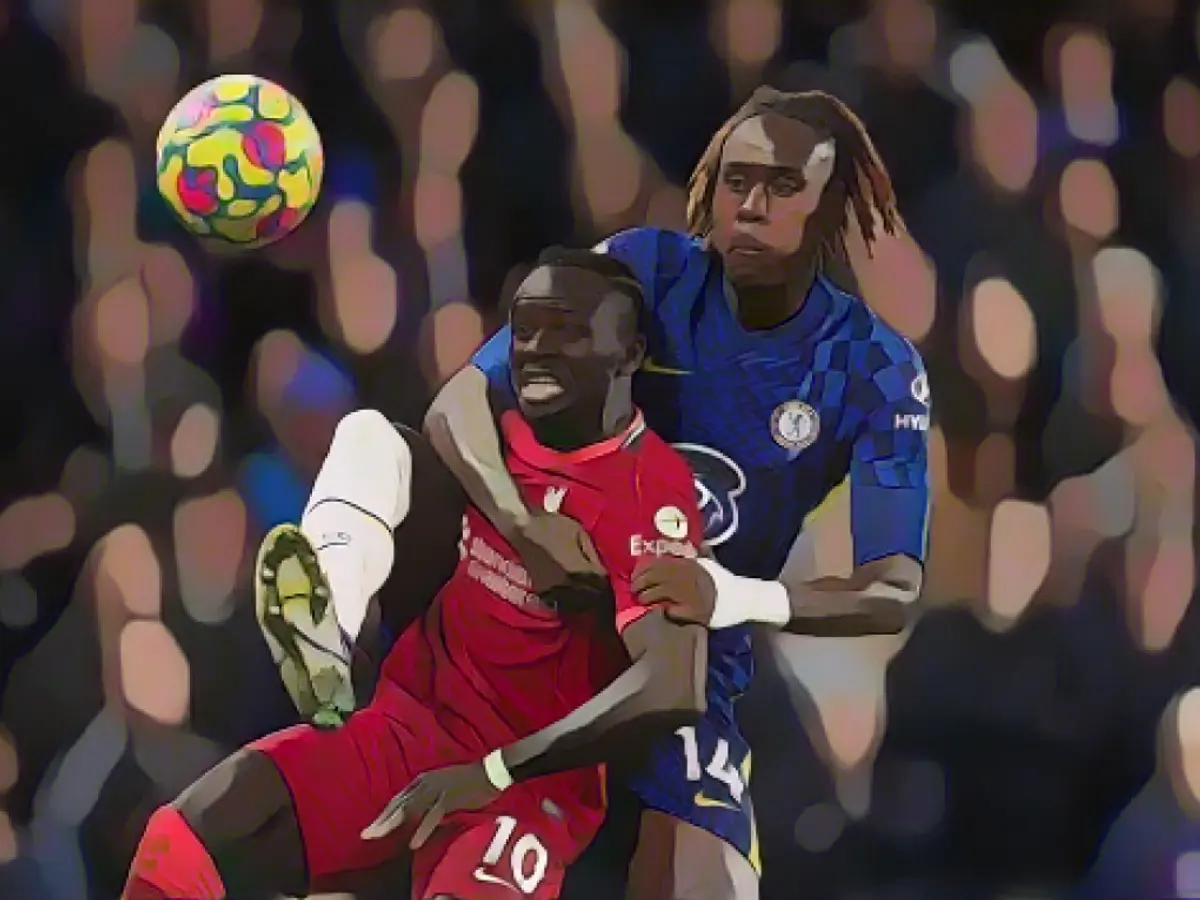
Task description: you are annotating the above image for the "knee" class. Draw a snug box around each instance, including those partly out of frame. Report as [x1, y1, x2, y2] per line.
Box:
[334, 409, 410, 454]
[172, 749, 291, 848]
[329, 409, 414, 483]
[170, 749, 306, 897]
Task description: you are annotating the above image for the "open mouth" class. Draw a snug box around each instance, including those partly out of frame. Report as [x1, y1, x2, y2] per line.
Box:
[517, 369, 566, 403]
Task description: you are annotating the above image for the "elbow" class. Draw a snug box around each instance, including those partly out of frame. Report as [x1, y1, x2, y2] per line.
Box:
[335, 408, 395, 441]
[867, 556, 924, 633]
[897, 588, 924, 630]
[872, 598, 913, 635]
[865, 583, 921, 635]
[887, 569, 925, 632]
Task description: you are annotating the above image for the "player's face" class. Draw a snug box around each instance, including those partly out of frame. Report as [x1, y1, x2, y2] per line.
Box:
[709, 113, 836, 286]
[509, 266, 643, 420]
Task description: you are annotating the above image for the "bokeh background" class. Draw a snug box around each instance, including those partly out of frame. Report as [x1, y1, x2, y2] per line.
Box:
[3, 0, 1200, 897]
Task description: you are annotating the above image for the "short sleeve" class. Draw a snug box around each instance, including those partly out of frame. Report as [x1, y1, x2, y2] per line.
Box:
[592, 228, 663, 302]
[593, 451, 704, 634]
[849, 339, 931, 566]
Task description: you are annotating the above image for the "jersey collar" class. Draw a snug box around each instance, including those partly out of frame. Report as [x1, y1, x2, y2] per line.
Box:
[501, 409, 646, 470]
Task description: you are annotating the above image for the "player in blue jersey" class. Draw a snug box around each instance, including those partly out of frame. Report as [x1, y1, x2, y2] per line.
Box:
[424, 87, 930, 900]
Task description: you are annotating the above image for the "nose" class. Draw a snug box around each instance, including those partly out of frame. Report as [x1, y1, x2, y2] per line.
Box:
[515, 327, 554, 359]
[735, 183, 768, 223]
[514, 326, 543, 350]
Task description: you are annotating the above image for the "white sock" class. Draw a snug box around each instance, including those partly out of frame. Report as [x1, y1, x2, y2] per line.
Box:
[301, 409, 412, 640]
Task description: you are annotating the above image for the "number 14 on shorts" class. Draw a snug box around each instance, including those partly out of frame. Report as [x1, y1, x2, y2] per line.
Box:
[676, 726, 746, 809]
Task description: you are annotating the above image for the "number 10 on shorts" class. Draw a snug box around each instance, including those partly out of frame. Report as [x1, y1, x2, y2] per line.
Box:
[676, 726, 745, 804]
[476, 814, 550, 895]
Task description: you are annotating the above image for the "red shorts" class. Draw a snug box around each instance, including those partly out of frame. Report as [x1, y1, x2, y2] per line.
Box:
[249, 679, 599, 900]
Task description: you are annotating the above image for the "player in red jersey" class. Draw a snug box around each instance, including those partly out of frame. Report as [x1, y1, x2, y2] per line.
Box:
[121, 248, 709, 900]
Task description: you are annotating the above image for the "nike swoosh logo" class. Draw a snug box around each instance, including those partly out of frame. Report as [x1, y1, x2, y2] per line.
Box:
[641, 358, 692, 376]
[473, 867, 519, 892]
[693, 790, 738, 810]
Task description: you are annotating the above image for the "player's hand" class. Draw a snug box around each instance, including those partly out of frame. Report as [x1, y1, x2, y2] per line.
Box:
[360, 760, 500, 849]
[511, 510, 610, 610]
[632, 557, 718, 627]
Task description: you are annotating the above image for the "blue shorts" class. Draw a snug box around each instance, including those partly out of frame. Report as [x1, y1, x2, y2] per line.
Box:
[624, 709, 759, 873]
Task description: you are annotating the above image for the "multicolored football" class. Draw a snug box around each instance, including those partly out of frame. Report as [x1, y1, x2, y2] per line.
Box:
[156, 74, 324, 248]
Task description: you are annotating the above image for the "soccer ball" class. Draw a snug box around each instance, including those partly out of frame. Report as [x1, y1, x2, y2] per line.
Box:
[156, 74, 324, 248]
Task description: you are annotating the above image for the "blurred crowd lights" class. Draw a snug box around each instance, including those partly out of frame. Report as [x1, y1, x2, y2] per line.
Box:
[370, 7, 438, 82]
[0, 725, 15, 864]
[949, 38, 1040, 194]
[174, 490, 248, 624]
[14, 0, 1200, 699]
[418, 301, 487, 388]
[0, 494, 76, 573]
[1060, 159, 1119, 241]
[89, 521, 203, 725]
[170, 403, 221, 479]
[1164, 76, 1200, 158]
[1055, 26, 1119, 148]
[95, 524, 163, 620]
[987, 500, 1053, 625]
[119, 619, 191, 725]
[327, 200, 401, 355]
[716, 0, 783, 70]
[205, 0, 264, 63]
[967, 278, 1038, 382]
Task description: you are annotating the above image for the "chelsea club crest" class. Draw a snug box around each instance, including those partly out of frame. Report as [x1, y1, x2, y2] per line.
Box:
[771, 400, 820, 451]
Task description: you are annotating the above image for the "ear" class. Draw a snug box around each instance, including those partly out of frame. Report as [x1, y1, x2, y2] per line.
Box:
[620, 335, 646, 377]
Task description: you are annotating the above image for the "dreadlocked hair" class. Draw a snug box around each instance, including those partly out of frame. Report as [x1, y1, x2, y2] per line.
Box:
[685, 87, 902, 269]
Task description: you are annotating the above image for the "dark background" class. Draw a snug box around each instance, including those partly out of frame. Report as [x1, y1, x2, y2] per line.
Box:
[3, 0, 1200, 897]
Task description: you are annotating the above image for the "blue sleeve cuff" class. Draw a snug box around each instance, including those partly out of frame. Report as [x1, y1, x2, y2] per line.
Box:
[471, 325, 514, 399]
[472, 325, 509, 381]
[850, 484, 929, 566]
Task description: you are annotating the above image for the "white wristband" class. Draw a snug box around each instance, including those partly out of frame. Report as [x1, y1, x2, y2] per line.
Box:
[696, 559, 790, 628]
[483, 748, 514, 791]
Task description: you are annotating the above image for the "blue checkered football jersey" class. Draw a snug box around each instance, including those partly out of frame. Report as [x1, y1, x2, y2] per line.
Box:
[472, 226, 930, 859]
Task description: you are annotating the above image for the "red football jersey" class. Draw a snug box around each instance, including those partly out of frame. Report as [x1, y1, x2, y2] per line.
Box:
[380, 408, 702, 756]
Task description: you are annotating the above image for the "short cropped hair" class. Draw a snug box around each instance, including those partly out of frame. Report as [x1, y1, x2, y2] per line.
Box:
[534, 245, 646, 333]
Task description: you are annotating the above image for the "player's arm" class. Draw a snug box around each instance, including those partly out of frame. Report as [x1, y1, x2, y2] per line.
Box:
[423, 345, 529, 541]
[362, 596, 707, 843]
[641, 351, 929, 637]
[715, 552, 921, 637]
[772, 347, 929, 634]
[425, 335, 605, 591]
[498, 607, 707, 784]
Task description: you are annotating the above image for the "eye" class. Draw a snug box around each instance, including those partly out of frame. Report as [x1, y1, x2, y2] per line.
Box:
[561, 322, 591, 342]
[771, 176, 802, 197]
[723, 171, 748, 193]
